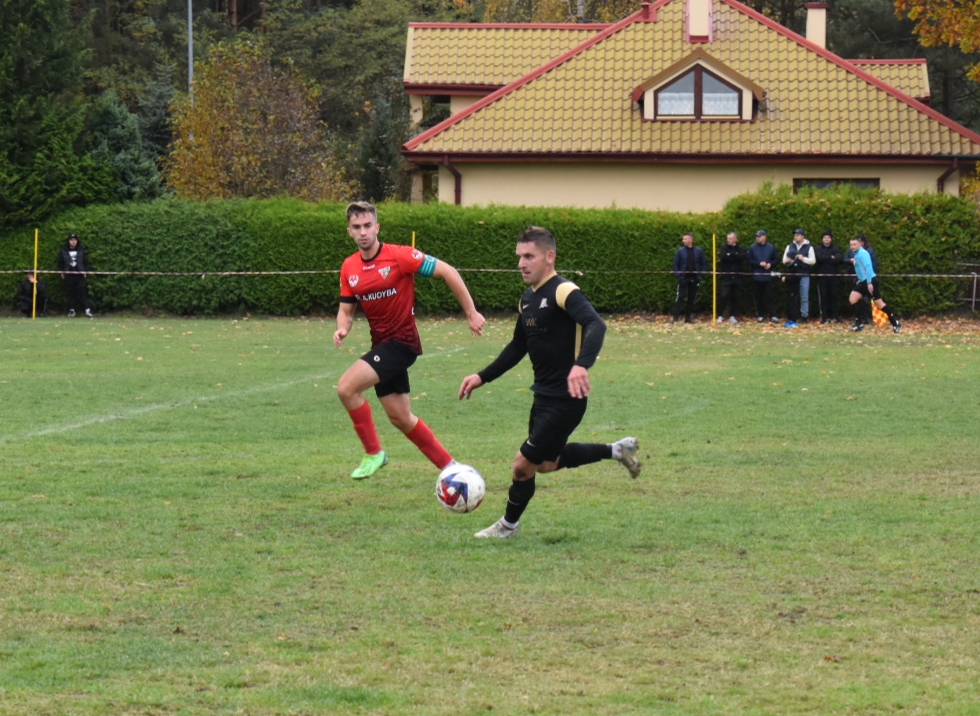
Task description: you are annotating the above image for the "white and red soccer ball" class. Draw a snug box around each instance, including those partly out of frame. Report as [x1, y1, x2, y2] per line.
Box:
[435, 463, 486, 514]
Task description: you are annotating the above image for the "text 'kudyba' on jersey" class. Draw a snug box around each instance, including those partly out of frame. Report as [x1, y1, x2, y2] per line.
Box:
[339, 243, 437, 354]
[478, 274, 606, 398]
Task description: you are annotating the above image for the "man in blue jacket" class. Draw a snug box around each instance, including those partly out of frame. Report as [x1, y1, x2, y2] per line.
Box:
[746, 230, 779, 323]
[671, 233, 708, 323]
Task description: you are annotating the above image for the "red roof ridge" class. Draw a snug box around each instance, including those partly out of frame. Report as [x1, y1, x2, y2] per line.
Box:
[408, 22, 609, 30]
[851, 58, 927, 65]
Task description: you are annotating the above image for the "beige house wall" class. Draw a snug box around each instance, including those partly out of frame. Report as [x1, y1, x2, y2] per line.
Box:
[436, 162, 960, 211]
[450, 95, 483, 115]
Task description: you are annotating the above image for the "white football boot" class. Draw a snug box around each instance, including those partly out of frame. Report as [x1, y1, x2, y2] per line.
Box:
[612, 437, 642, 479]
[474, 518, 519, 539]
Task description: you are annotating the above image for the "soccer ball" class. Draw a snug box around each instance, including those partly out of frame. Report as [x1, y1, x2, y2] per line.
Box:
[436, 463, 486, 514]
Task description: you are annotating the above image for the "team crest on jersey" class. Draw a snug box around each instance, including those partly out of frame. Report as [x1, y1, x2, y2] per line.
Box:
[412, 249, 424, 260]
[380, 267, 391, 280]
[348, 275, 359, 288]
[539, 298, 548, 308]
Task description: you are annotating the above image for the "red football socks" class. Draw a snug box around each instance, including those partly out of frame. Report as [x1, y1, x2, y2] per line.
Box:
[347, 402, 382, 455]
[406, 419, 453, 469]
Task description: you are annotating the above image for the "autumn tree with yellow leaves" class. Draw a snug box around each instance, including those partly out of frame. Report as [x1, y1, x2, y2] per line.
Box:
[895, 0, 980, 81]
[166, 37, 357, 202]
[895, 0, 980, 198]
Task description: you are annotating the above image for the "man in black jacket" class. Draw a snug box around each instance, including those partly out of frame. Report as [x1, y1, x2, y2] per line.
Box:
[670, 233, 708, 323]
[813, 230, 843, 323]
[717, 231, 746, 324]
[57, 233, 95, 317]
[746, 229, 779, 323]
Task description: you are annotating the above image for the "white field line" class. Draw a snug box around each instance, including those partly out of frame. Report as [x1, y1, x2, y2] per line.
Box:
[1, 346, 470, 444]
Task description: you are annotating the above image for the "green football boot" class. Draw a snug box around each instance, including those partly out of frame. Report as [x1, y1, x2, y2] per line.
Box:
[351, 451, 388, 479]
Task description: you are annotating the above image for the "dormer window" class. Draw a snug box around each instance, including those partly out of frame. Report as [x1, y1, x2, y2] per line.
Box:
[656, 67, 740, 118]
[633, 49, 764, 122]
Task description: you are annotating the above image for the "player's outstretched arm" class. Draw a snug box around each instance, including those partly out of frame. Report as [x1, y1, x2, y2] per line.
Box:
[459, 374, 484, 400]
[433, 261, 485, 337]
[334, 301, 356, 348]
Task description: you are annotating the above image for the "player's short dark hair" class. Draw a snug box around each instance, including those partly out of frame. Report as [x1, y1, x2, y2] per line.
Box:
[517, 225, 556, 252]
[346, 201, 377, 223]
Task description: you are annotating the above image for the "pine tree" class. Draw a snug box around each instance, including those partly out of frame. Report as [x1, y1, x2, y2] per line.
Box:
[87, 90, 164, 201]
[138, 63, 178, 170]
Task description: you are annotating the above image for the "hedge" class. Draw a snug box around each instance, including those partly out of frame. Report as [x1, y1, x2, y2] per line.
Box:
[2, 187, 978, 316]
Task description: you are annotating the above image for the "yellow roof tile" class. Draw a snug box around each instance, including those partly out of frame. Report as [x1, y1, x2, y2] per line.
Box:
[404, 0, 980, 158]
[405, 23, 605, 87]
[851, 60, 930, 101]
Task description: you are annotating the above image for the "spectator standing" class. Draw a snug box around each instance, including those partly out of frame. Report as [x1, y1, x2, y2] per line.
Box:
[813, 230, 842, 323]
[782, 228, 815, 327]
[57, 233, 94, 317]
[670, 233, 708, 323]
[717, 231, 746, 324]
[746, 229, 779, 323]
[15, 271, 48, 317]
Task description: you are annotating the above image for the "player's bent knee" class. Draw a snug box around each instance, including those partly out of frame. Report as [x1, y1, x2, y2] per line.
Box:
[512, 455, 539, 481]
[387, 413, 416, 434]
[336, 378, 359, 404]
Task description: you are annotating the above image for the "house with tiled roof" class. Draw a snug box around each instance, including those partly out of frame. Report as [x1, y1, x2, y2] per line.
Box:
[402, 0, 980, 211]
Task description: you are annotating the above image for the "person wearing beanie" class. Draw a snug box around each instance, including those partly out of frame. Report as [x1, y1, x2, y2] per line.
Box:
[57, 233, 95, 317]
[813, 230, 843, 323]
[745, 229, 779, 323]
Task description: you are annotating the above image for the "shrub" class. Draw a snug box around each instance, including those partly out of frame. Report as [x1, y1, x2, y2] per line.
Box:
[3, 189, 977, 316]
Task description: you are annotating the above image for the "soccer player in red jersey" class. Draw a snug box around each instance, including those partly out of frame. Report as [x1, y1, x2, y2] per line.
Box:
[334, 201, 486, 479]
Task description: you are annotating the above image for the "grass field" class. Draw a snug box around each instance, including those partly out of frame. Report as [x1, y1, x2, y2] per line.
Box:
[1, 314, 979, 715]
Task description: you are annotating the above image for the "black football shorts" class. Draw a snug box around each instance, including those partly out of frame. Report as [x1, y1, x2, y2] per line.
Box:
[361, 341, 418, 398]
[520, 393, 588, 465]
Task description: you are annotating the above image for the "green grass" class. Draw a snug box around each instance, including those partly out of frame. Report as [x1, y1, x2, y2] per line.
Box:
[1, 315, 979, 715]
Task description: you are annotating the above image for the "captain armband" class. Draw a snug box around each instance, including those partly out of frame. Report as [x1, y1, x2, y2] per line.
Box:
[417, 255, 438, 278]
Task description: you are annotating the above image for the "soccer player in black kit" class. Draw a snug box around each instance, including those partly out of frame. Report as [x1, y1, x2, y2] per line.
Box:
[458, 226, 641, 539]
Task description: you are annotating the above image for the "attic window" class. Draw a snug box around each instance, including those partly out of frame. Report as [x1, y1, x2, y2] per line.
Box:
[655, 67, 740, 119]
[635, 50, 763, 122]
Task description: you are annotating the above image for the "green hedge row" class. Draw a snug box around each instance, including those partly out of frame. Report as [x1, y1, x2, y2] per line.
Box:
[3, 187, 978, 316]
